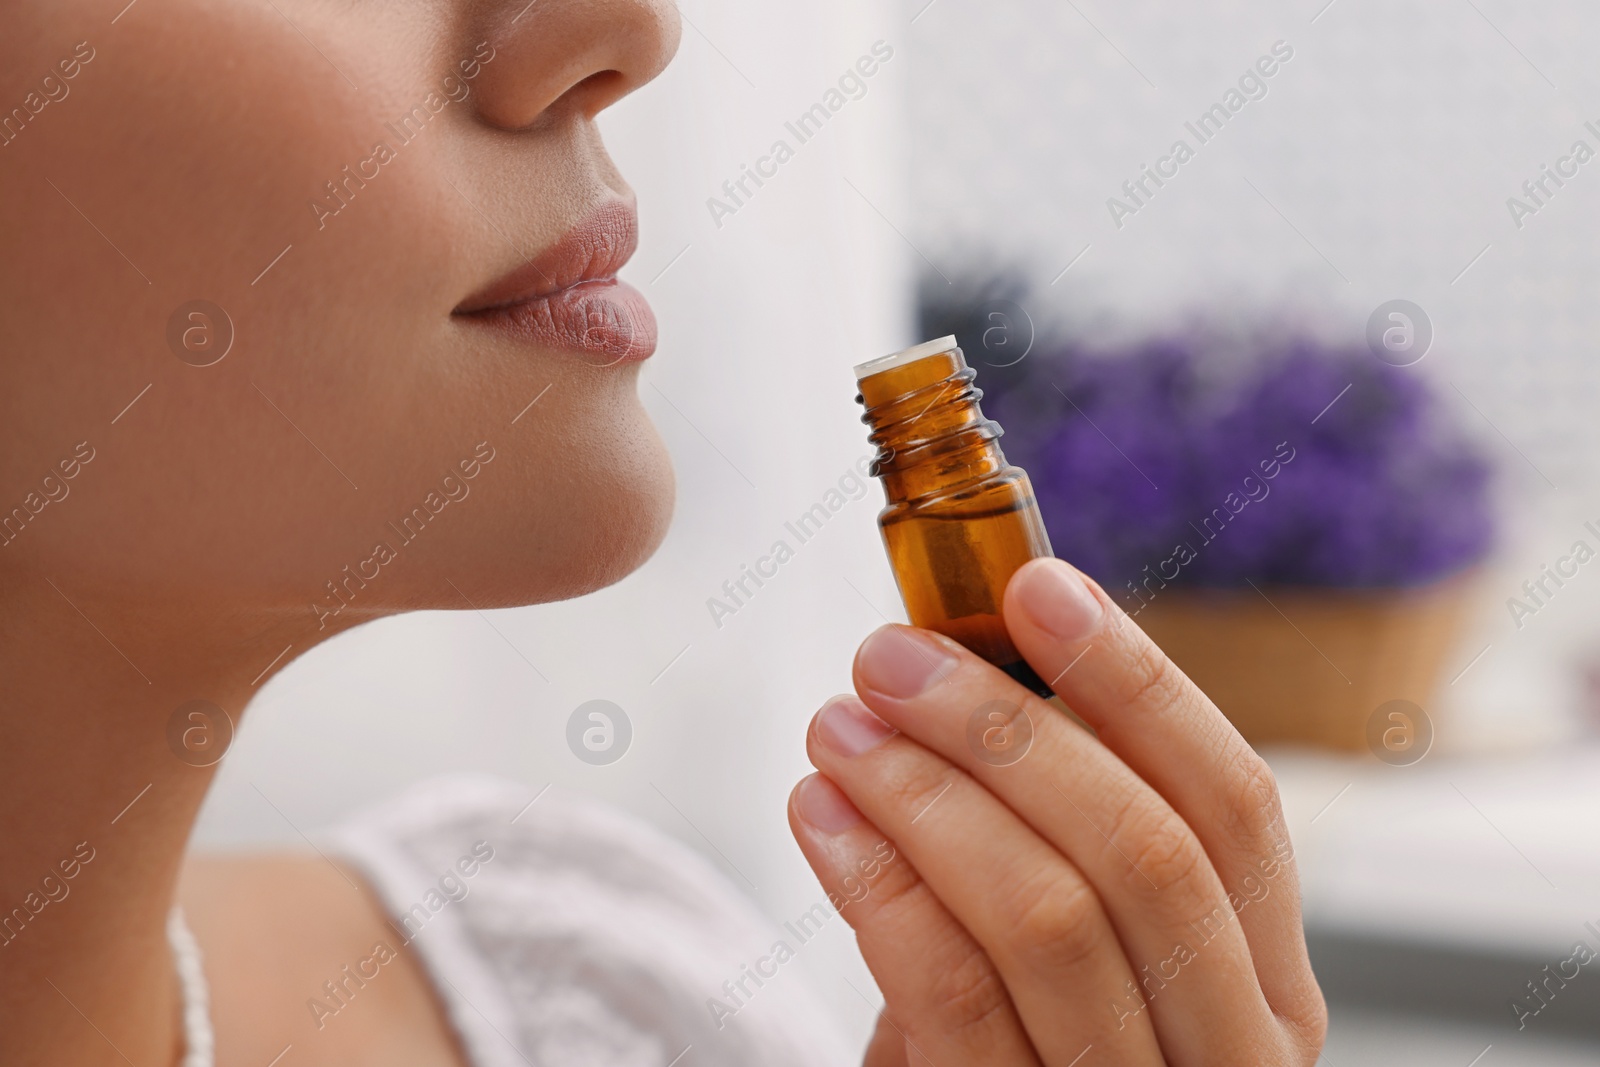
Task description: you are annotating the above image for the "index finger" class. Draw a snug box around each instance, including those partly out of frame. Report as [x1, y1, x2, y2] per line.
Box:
[1002, 556, 1326, 1053]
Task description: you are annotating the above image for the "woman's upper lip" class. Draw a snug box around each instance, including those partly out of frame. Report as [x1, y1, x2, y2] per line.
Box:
[455, 200, 639, 314]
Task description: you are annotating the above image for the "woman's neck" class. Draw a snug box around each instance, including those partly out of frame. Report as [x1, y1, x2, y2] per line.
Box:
[0, 576, 342, 1065]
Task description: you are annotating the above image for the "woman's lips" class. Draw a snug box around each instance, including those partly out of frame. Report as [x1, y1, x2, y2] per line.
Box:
[454, 200, 658, 366]
[471, 277, 657, 366]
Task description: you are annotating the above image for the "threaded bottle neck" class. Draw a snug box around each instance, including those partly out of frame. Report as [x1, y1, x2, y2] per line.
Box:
[856, 345, 1009, 505]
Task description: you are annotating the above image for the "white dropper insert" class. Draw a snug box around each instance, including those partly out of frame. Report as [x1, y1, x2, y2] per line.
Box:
[852, 335, 960, 380]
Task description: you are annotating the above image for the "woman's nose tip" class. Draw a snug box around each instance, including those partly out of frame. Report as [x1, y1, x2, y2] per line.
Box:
[469, 0, 681, 130]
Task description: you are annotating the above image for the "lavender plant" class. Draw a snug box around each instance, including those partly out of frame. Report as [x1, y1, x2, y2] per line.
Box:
[932, 306, 1496, 591]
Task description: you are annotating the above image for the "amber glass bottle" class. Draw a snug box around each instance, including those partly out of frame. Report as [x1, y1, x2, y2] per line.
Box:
[855, 336, 1056, 697]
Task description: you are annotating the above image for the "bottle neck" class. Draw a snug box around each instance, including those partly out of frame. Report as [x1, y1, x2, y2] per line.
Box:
[857, 350, 1009, 505]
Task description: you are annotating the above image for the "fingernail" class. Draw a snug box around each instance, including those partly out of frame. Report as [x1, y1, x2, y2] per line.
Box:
[856, 626, 957, 699]
[1016, 558, 1103, 641]
[794, 773, 863, 834]
[815, 695, 897, 757]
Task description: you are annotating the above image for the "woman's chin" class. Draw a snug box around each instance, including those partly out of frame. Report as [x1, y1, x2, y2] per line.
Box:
[546, 466, 677, 603]
[443, 426, 676, 609]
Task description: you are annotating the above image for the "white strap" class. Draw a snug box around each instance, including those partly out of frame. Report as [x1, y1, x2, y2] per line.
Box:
[166, 906, 214, 1067]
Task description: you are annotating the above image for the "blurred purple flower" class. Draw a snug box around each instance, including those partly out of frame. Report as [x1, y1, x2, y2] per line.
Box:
[979, 336, 1496, 590]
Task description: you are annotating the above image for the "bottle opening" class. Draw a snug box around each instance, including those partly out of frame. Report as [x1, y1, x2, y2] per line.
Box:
[852, 335, 960, 380]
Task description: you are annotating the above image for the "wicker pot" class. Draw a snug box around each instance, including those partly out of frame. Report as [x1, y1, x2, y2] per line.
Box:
[1128, 576, 1476, 752]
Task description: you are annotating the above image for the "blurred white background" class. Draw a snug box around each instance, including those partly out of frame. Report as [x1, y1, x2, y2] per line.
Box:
[198, 0, 1600, 1060]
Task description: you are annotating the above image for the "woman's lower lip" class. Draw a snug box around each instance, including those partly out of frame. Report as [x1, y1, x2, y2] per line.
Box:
[462, 279, 657, 365]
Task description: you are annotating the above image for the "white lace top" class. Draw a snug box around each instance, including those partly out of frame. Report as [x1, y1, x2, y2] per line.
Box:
[323, 775, 853, 1067]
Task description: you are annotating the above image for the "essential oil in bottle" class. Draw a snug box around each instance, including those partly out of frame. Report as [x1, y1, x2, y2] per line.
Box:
[855, 335, 1056, 698]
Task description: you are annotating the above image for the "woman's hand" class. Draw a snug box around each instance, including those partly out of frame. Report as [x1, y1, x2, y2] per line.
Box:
[788, 557, 1326, 1065]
